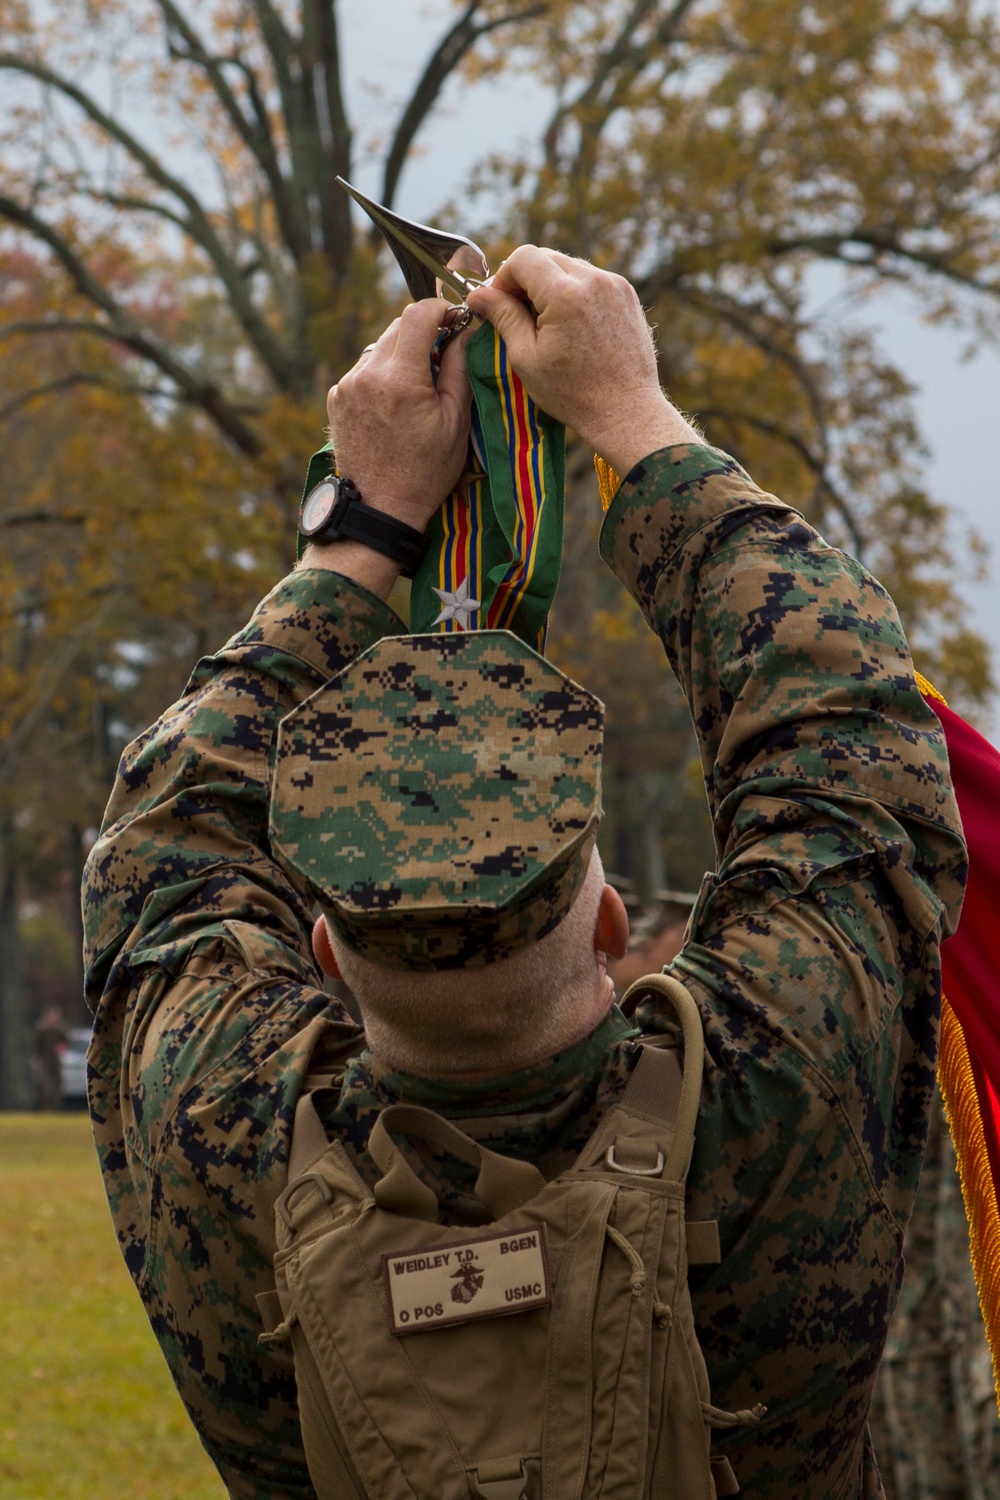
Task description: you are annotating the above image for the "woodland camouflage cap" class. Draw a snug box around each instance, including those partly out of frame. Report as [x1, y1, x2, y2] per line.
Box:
[269, 631, 604, 970]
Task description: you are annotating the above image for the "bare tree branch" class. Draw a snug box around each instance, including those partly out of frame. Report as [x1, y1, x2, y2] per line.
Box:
[543, 0, 657, 162]
[0, 596, 115, 787]
[73, 182, 285, 305]
[0, 317, 130, 344]
[0, 372, 176, 425]
[150, 0, 306, 263]
[306, 0, 353, 277]
[583, 0, 695, 113]
[535, 0, 699, 240]
[245, 0, 301, 215]
[659, 279, 832, 456]
[2, 508, 86, 525]
[634, 273, 863, 540]
[0, 52, 301, 390]
[247, 0, 296, 84]
[766, 227, 1000, 298]
[0, 194, 262, 453]
[238, 0, 355, 294]
[575, 0, 700, 179]
[75, 186, 196, 240]
[381, 0, 478, 214]
[380, 1, 546, 213]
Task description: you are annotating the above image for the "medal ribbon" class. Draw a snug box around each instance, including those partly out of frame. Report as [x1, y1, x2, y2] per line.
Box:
[409, 322, 566, 651]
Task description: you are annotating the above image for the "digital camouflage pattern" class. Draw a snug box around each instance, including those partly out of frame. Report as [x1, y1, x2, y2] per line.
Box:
[269, 631, 602, 970]
[83, 444, 966, 1500]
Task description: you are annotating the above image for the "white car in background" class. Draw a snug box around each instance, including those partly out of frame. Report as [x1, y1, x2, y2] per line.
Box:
[59, 1027, 91, 1110]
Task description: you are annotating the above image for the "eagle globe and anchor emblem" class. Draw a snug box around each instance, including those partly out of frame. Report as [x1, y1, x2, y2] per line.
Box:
[450, 1258, 486, 1305]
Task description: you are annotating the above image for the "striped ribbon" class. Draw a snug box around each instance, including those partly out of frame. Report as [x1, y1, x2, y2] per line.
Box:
[410, 323, 565, 650]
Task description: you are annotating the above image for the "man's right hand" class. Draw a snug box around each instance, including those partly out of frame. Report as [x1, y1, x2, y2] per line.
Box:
[326, 297, 472, 535]
[466, 248, 701, 477]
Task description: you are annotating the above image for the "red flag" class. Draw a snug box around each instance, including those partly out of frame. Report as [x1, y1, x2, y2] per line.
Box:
[919, 675, 1000, 1405]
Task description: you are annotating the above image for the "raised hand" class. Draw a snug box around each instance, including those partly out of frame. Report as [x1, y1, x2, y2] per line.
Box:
[467, 249, 700, 476]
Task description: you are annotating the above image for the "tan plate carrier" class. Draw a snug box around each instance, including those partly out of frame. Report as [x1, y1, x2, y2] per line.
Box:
[260, 974, 762, 1499]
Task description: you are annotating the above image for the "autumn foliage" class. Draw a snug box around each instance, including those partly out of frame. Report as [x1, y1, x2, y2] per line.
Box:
[3, 3, 1000, 1482]
[1, 0, 999, 1063]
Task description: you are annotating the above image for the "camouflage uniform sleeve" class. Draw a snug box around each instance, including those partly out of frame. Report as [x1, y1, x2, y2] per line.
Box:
[600, 444, 967, 1496]
[84, 568, 405, 993]
[82, 567, 403, 1499]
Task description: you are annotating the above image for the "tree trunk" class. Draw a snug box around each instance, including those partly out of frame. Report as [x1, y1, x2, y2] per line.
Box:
[637, 770, 667, 898]
[0, 814, 31, 1109]
[66, 822, 90, 1025]
[870, 1087, 1000, 1497]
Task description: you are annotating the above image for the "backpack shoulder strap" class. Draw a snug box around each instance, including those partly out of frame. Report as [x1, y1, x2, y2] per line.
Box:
[575, 971, 704, 1184]
[618, 971, 704, 1183]
[289, 1091, 333, 1180]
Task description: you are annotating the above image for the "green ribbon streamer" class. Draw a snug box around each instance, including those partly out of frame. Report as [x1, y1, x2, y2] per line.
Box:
[297, 324, 565, 650]
[410, 323, 565, 648]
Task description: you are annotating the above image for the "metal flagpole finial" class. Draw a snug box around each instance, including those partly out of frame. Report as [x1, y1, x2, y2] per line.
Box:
[335, 176, 490, 308]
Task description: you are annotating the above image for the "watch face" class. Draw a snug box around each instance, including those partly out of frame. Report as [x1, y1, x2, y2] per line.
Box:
[300, 478, 339, 537]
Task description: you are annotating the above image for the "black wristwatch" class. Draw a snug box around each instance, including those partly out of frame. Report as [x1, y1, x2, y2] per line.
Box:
[298, 475, 431, 579]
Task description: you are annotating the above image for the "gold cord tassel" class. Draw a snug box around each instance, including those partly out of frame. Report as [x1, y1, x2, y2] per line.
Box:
[593, 453, 622, 512]
[939, 999, 1000, 1410]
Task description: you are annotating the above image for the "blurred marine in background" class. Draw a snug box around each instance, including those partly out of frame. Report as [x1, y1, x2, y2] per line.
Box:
[82, 249, 965, 1498]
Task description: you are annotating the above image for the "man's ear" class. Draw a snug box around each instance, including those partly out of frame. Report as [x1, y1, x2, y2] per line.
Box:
[594, 884, 629, 961]
[311, 916, 342, 981]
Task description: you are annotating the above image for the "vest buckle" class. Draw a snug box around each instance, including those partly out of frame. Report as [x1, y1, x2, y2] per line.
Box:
[605, 1142, 665, 1176]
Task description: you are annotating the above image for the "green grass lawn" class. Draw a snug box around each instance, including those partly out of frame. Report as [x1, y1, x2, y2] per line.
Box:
[0, 1113, 224, 1499]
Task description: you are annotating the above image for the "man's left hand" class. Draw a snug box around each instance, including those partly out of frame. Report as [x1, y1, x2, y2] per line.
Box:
[326, 299, 472, 533]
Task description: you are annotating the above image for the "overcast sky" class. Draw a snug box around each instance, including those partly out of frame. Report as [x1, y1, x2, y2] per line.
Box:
[340, 2, 1000, 740]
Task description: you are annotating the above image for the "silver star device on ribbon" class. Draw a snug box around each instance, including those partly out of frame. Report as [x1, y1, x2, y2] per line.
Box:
[431, 577, 481, 628]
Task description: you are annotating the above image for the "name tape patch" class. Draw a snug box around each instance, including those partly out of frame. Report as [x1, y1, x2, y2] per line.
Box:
[382, 1225, 551, 1336]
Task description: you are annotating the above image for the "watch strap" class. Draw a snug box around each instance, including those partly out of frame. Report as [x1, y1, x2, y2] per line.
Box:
[302, 476, 431, 579]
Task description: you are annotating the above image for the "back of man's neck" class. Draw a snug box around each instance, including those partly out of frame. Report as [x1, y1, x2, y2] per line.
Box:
[364, 977, 617, 1080]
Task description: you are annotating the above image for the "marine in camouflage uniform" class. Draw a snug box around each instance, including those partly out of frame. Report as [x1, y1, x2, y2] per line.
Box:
[83, 261, 965, 1499]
